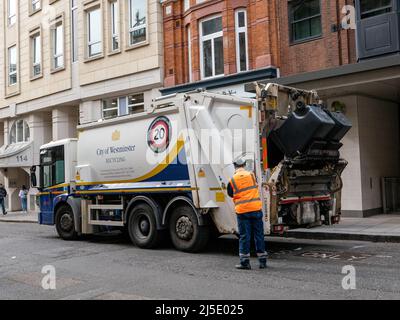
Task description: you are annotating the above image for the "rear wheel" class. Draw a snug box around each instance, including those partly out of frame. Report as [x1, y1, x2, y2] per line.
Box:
[128, 203, 162, 249]
[169, 205, 210, 253]
[55, 205, 78, 240]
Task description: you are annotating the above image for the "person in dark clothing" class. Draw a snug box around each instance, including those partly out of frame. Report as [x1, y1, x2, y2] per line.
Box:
[0, 183, 7, 215]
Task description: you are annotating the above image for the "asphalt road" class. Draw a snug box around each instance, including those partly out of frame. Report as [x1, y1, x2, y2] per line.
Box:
[0, 223, 399, 300]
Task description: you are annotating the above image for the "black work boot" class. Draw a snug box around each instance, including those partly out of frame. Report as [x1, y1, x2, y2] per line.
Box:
[235, 260, 251, 270]
[259, 258, 267, 269]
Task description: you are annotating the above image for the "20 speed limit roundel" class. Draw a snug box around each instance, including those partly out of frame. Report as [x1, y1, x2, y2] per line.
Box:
[147, 116, 171, 153]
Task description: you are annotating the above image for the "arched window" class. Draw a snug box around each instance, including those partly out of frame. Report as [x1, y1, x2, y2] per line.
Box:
[9, 120, 30, 144]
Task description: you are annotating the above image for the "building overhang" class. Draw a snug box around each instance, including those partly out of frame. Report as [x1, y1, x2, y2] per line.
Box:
[159, 67, 277, 96]
[0, 142, 34, 168]
[246, 55, 400, 103]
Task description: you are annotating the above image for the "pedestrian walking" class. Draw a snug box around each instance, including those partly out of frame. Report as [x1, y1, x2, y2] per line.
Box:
[19, 185, 29, 214]
[227, 159, 267, 270]
[0, 183, 7, 215]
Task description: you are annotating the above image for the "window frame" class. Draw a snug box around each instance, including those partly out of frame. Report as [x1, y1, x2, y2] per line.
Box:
[8, 0, 17, 26]
[30, 0, 41, 15]
[9, 119, 30, 144]
[184, 0, 190, 12]
[187, 25, 193, 82]
[71, 0, 78, 62]
[30, 29, 42, 79]
[86, 6, 103, 58]
[50, 17, 65, 72]
[109, 0, 120, 53]
[289, 0, 322, 45]
[102, 97, 120, 119]
[127, 0, 148, 48]
[360, 0, 393, 19]
[199, 15, 224, 80]
[126, 93, 145, 115]
[235, 9, 249, 73]
[8, 45, 17, 86]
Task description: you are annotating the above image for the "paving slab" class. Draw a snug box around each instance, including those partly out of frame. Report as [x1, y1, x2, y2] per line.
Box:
[286, 214, 400, 243]
[0, 211, 37, 223]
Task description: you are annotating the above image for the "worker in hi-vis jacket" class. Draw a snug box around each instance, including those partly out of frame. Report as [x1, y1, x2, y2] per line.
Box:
[227, 159, 267, 270]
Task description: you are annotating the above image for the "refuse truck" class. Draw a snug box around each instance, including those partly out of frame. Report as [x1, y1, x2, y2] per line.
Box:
[31, 83, 351, 252]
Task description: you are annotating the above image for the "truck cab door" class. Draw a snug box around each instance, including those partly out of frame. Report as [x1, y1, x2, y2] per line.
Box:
[38, 146, 66, 225]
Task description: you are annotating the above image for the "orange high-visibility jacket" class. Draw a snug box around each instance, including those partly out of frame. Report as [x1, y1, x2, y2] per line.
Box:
[229, 170, 262, 214]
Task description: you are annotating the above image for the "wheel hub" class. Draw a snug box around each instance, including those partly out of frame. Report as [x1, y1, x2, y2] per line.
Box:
[176, 216, 194, 240]
[139, 217, 150, 236]
[60, 213, 73, 232]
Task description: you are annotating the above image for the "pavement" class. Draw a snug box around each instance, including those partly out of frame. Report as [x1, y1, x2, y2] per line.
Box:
[286, 214, 400, 243]
[0, 211, 37, 223]
[0, 222, 399, 299]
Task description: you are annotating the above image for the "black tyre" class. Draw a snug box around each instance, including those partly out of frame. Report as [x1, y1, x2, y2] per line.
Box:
[169, 205, 210, 253]
[55, 205, 78, 240]
[128, 203, 162, 249]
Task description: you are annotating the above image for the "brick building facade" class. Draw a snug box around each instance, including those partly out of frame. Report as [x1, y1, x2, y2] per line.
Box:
[277, 0, 357, 76]
[161, 0, 279, 90]
[161, 0, 358, 89]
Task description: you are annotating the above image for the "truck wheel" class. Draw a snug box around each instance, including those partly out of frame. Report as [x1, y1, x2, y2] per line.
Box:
[128, 203, 162, 249]
[55, 205, 78, 240]
[169, 205, 210, 253]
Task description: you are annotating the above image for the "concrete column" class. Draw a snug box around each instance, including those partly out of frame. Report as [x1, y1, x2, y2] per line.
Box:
[29, 112, 52, 165]
[0, 122, 4, 148]
[52, 107, 78, 141]
[327, 96, 363, 216]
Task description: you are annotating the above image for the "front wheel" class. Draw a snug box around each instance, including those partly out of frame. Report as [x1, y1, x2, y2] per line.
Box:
[169, 206, 210, 253]
[55, 205, 78, 240]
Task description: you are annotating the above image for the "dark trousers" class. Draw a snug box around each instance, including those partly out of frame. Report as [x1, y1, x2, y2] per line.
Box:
[0, 198, 5, 214]
[237, 211, 267, 263]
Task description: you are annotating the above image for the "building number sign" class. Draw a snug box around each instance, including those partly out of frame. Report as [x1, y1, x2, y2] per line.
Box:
[16, 155, 28, 163]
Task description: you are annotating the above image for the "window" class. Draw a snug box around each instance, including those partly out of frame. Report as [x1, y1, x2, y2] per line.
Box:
[127, 94, 144, 114]
[235, 9, 248, 72]
[187, 26, 192, 82]
[51, 21, 64, 70]
[8, 46, 17, 86]
[289, 0, 322, 43]
[102, 98, 119, 119]
[31, 33, 41, 77]
[40, 146, 65, 189]
[31, 0, 41, 12]
[10, 120, 30, 144]
[184, 0, 190, 11]
[128, 0, 147, 46]
[200, 16, 224, 79]
[87, 8, 102, 57]
[360, 0, 392, 19]
[110, 1, 120, 51]
[71, 0, 78, 62]
[8, 0, 16, 26]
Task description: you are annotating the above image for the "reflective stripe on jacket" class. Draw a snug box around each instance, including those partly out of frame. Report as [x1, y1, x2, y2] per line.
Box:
[229, 169, 262, 214]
